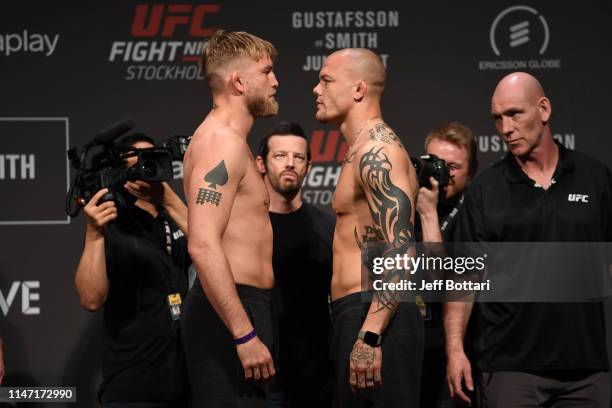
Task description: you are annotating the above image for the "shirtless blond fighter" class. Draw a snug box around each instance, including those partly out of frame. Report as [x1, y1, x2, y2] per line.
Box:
[314, 48, 423, 407]
[182, 30, 278, 408]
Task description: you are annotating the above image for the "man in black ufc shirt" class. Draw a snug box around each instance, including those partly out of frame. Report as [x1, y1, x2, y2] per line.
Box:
[75, 133, 190, 407]
[256, 121, 335, 408]
[445, 72, 612, 407]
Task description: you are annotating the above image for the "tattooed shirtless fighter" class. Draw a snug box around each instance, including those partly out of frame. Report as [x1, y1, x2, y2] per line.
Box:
[314, 48, 423, 407]
[182, 30, 278, 408]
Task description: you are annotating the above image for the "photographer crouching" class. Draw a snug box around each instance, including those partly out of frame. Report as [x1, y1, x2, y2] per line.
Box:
[414, 122, 478, 408]
[74, 132, 190, 408]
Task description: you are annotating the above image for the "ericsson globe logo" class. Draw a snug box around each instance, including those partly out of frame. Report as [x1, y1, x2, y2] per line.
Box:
[489, 5, 550, 56]
[478, 5, 560, 71]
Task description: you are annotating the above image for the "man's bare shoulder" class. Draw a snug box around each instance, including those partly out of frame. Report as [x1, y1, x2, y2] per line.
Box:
[354, 124, 418, 195]
[189, 122, 247, 159]
[365, 122, 406, 150]
[355, 123, 411, 167]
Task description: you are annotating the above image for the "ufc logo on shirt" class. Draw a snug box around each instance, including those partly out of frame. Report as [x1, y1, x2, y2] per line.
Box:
[568, 194, 589, 203]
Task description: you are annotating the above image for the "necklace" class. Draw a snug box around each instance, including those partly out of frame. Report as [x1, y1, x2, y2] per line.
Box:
[351, 116, 381, 147]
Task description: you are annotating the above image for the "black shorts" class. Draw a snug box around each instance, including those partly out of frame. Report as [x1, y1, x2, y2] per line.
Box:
[331, 291, 424, 408]
[181, 283, 274, 408]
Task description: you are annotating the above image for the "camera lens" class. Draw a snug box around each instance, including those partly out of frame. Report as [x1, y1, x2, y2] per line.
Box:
[141, 161, 159, 179]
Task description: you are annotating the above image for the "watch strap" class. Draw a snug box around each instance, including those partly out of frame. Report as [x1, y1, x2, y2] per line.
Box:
[357, 329, 382, 347]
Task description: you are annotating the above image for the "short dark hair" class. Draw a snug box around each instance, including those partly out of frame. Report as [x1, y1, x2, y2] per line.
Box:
[120, 132, 156, 147]
[258, 121, 310, 162]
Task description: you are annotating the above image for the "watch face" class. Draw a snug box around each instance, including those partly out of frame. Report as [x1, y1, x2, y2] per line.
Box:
[364, 331, 380, 346]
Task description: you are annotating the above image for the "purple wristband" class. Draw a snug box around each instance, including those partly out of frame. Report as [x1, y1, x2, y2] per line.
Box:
[234, 329, 257, 345]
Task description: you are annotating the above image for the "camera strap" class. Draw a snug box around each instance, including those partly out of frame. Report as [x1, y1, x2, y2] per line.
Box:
[440, 194, 464, 233]
[161, 219, 183, 320]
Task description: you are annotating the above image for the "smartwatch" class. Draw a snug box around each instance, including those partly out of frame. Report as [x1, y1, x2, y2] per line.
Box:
[357, 330, 382, 347]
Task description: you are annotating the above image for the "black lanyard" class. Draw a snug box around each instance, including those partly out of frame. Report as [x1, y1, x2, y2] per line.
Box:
[163, 220, 172, 256]
[143, 216, 178, 295]
[440, 194, 465, 233]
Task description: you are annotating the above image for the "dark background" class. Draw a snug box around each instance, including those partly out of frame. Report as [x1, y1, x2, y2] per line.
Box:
[1, 1, 611, 406]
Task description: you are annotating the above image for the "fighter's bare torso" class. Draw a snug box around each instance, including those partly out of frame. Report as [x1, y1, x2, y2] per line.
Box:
[331, 122, 417, 300]
[331, 147, 367, 300]
[184, 119, 274, 289]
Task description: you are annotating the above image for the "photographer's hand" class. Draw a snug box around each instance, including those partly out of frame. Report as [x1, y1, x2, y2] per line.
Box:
[416, 177, 440, 217]
[76, 188, 114, 311]
[417, 177, 443, 242]
[124, 180, 164, 205]
[83, 188, 118, 232]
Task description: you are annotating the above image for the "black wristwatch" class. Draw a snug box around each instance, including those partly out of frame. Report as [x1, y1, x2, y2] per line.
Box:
[357, 330, 382, 347]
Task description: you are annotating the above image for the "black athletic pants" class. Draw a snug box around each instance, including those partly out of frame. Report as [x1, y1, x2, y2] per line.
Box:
[331, 291, 424, 408]
[182, 283, 274, 408]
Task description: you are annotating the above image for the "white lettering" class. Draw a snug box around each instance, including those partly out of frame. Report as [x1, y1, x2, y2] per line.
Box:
[148, 41, 166, 62]
[291, 11, 399, 29]
[21, 154, 35, 179]
[302, 189, 333, 205]
[324, 32, 378, 49]
[109, 41, 126, 61]
[124, 64, 203, 81]
[0, 154, 36, 180]
[4, 154, 19, 179]
[21, 281, 40, 315]
[553, 133, 575, 150]
[0, 282, 20, 316]
[173, 161, 184, 179]
[0, 31, 60, 56]
[568, 194, 589, 203]
[45, 34, 59, 56]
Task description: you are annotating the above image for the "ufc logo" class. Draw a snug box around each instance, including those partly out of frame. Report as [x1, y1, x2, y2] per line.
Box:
[0, 281, 40, 316]
[568, 194, 589, 203]
[131, 4, 220, 37]
[311, 130, 349, 163]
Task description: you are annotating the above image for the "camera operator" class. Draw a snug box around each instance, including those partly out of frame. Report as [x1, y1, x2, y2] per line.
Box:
[74, 133, 190, 408]
[415, 122, 478, 408]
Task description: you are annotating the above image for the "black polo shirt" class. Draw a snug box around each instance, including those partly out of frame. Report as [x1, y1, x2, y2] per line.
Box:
[454, 141, 612, 372]
[101, 205, 190, 402]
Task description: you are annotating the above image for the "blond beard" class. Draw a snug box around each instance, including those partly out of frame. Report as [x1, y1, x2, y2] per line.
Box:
[246, 91, 279, 118]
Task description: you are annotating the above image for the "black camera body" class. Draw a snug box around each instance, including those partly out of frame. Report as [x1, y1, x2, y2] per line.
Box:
[411, 154, 450, 190]
[66, 119, 181, 217]
[158, 135, 191, 160]
[77, 147, 174, 206]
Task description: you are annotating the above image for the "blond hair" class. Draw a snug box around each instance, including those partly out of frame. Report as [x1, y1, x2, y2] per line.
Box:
[200, 29, 277, 82]
[425, 121, 478, 173]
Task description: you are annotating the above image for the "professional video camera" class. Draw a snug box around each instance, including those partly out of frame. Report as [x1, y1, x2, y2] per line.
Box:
[65, 119, 192, 217]
[411, 154, 450, 190]
[158, 135, 192, 160]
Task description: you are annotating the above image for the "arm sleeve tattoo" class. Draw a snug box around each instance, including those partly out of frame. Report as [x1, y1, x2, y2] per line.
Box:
[355, 145, 415, 309]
